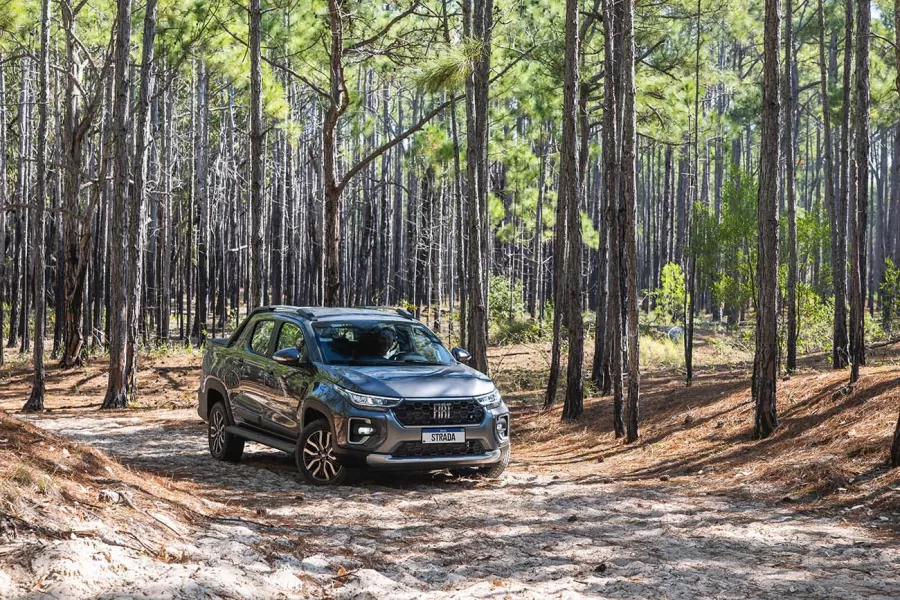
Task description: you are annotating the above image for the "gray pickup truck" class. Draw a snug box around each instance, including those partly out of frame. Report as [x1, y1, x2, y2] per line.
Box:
[197, 306, 511, 485]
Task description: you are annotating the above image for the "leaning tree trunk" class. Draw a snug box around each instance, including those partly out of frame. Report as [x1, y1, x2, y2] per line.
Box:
[102, 0, 133, 410]
[849, 0, 869, 383]
[23, 0, 51, 413]
[754, 0, 781, 439]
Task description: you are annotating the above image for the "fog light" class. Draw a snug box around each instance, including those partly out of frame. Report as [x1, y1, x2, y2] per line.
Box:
[496, 417, 509, 439]
[349, 418, 377, 444]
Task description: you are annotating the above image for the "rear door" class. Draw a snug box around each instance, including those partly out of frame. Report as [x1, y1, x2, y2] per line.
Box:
[264, 321, 314, 437]
[232, 318, 276, 426]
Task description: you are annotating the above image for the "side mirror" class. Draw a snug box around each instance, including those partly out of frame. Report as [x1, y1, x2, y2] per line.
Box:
[273, 347, 302, 365]
[451, 347, 471, 364]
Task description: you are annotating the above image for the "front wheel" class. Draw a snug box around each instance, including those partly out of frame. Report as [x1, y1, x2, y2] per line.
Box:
[296, 419, 347, 485]
[477, 445, 510, 479]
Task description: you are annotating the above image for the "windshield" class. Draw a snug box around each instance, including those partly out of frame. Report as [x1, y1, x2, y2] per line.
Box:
[312, 320, 454, 366]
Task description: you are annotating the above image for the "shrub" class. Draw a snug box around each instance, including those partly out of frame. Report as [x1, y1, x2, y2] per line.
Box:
[648, 263, 686, 325]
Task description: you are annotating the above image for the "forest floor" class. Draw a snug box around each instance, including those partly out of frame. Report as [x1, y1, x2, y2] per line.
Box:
[0, 337, 899, 599]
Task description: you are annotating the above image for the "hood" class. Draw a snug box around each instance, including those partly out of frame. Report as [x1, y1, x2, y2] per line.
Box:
[317, 363, 494, 399]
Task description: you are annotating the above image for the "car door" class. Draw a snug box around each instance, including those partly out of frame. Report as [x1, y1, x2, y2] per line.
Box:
[264, 320, 314, 437]
[232, 319, 276, 426]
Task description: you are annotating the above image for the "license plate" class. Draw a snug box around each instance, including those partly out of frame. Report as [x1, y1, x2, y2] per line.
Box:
[422, 428, 465, 444]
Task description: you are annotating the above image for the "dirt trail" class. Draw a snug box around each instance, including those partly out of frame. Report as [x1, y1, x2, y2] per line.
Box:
[2, 407, 897, 599]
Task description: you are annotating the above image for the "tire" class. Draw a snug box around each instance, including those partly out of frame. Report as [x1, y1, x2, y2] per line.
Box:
[296, 419, 347, 486]
[208, 402, 244, 462]
[477, 445, 510, 479]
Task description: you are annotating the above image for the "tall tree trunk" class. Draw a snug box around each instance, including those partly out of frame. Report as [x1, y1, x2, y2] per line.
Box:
[849, 0, 869, 382]
[249, 0, 264, 310]
[603, 0, 625, 435]
[622, 0, 640, 442]
[560, 0, 582, 420]
[818, 0, 842, 369]
[463, 0, 492, 374]
[754, 0, 781, 439]
[195, 60, 208, 342]
[102, 0, 133, 409]
[784, 0, 798, 372]
[835, 0, 853, 369]
[323, 0, 349, 307]
[0, 54, 7, 367]
[23, 0, 51, 412]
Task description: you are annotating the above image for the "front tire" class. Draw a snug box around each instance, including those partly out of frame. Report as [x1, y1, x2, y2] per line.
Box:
[296, 419, 347, 485]
[208, 402, 244, 462]
[477, 445, 510, 479]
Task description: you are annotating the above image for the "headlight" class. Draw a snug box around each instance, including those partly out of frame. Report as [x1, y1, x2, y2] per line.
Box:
[475, 389, 502, 409]
[337, 387, 401, 409]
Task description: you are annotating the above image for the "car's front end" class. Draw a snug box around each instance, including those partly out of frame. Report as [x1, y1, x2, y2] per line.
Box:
[326, 386, 511, 471]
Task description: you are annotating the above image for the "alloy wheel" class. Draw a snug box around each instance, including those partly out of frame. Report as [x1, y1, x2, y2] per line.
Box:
[302, 429, 342, 482]
[210, 408, 227, 456]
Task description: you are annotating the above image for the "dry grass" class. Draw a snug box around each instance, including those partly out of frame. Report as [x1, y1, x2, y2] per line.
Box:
[512, 344, 900, 525]
[0, 408, 212, 549]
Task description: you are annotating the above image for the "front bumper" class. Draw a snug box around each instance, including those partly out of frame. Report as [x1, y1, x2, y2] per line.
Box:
[366, 447, 502, 469]
[334, 401, 510, 470]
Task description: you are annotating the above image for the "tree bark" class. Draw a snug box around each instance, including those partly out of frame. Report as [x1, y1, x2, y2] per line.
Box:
[249, 0, 264, 310]
[559, 0, 582, 420]
[622, 0, 640, 441]
[23, 0, 51, 412]
[754, 0, 781, 439]
[835, 0, 853, 369]
[102, 0, 133, 410]
[784, 0, 798, 372]
[849, 0, 869, 383]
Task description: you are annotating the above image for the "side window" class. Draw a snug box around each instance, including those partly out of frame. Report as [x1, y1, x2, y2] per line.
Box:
[276, 323, 308, 361]
[248, 320, 274, 356]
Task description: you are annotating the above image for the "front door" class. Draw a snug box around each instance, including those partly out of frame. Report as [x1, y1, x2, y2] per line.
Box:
[264, 321, 313, 437]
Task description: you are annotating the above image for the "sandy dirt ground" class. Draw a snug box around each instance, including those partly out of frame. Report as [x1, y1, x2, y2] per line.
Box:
[0, 404, 897, 599]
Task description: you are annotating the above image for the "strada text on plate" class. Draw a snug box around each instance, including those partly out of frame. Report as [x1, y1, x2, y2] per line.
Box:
[422, 428, 465, 444]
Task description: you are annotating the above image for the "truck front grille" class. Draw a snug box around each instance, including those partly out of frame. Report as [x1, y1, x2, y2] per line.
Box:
[392, 399, 484, 426]
[393, 440, 486, 458]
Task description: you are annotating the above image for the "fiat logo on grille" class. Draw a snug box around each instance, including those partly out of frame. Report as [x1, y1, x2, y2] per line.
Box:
[433, 402, 452, 420]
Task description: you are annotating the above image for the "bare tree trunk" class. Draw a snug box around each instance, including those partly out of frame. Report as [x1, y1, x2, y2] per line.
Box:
[249, 0, 264, 310]
[849, 0, 869, 383]
[195, 60, 208, 342]
[0, 54, 7, 367]
[603, 0, 625, 435]
[23, 0, 50, 412]
[323, 0, 349, 307]
[622, 0, 640, 442]
[835, 0, 853, 369]
[818, 0, 842, 369]
[102, 0, 132, 410]
[784, 0, 798, 372]
[463, 0, 492, 374]
[559, 0, 582, 420]
[754, 0, 781, 439]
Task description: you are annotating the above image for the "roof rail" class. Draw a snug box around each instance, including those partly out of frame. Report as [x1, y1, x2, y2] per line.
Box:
[295, 308, 317, 321]
[356, 306, 415, 320]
